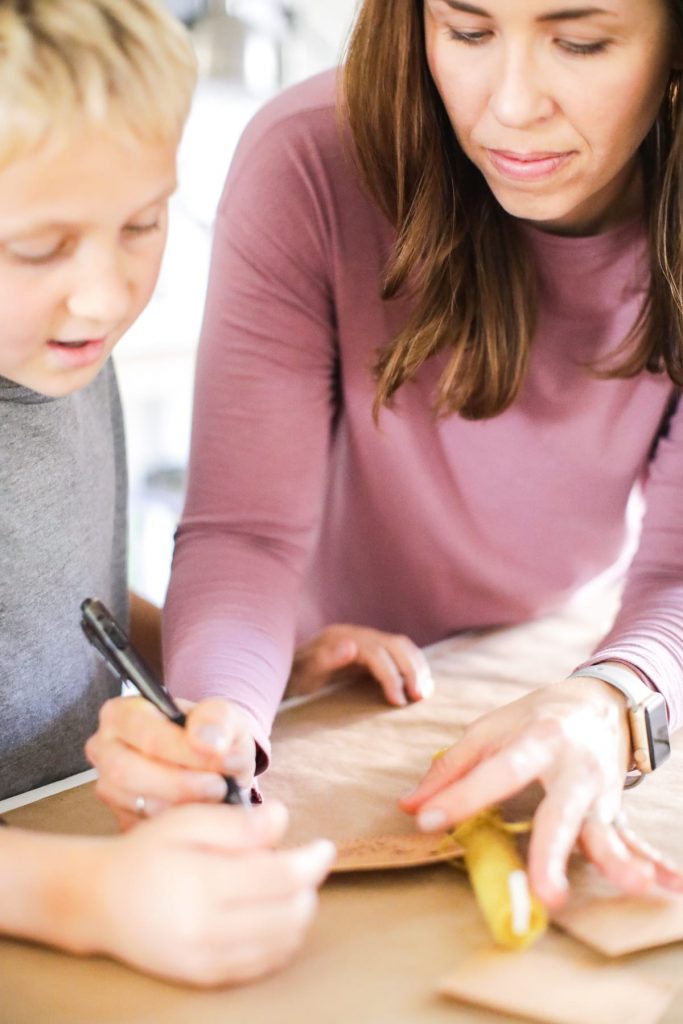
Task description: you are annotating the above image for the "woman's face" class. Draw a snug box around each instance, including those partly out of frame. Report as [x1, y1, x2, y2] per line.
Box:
[424, 0, 677, 234]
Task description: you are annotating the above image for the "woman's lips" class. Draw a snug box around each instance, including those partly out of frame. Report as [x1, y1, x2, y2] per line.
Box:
[486, 149, 574, 182]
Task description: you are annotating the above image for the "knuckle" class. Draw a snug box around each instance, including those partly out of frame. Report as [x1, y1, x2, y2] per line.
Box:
[429, 750, 456, 782]
[278, 859, 305, 893]
[93, 779, 110, 803]
[505, 748, 531, 781]
[185, 950, 222, 989]
[103, 754, 130, 791]
[535, 714, 564, 739]
[98, 698, 118, 730]
[243, 949, 283, 983]
[177, 773, 208, 801]
[84, 735, 99, 764]
[136, 722, 167, 759]
[318, 625, 339, 645]
[288, 888, 318, 929]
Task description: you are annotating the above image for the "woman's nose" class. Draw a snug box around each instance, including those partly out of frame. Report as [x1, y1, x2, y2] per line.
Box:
[489, 48, 555, 129]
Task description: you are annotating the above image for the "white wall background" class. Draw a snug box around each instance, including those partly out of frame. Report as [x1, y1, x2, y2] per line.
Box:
[116, 1, 359, 604]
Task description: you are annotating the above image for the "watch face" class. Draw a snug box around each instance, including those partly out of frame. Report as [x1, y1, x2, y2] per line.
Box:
[645, 696, 671, 770]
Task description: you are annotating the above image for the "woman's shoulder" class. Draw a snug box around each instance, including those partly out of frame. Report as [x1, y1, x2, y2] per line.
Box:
[253, 69, 340, 131]
[227, 69, 348, 182]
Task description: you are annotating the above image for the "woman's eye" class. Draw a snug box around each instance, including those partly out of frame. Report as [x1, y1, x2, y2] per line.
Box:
[559, 38, 610, 56]
[445, 28, 491, 45]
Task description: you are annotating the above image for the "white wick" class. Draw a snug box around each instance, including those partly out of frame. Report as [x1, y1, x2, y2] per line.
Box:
[508, 869, 531, 936]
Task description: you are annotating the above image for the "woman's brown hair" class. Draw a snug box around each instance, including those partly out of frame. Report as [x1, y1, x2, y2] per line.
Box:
[343, 0, 683, 420]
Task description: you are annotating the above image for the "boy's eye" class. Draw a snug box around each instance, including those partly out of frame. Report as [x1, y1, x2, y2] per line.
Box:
[123, 219, 161, 237]
[5, 240, 67, 264]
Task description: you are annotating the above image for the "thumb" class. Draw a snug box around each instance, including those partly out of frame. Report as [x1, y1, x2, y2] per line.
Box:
[149, 800, 290, 853]
[184, 698, 249, 761]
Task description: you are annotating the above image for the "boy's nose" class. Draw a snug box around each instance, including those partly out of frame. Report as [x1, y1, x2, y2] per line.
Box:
[489, 50, 555, 129]
[66, 259, 131, 325]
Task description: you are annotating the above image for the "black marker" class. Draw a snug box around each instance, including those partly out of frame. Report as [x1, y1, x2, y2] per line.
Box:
[80, 597, 248, 807]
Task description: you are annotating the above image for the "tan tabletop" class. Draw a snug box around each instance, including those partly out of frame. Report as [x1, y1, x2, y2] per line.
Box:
[2, 596, 683, 1024]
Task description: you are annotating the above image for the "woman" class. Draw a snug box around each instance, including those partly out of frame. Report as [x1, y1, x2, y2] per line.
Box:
[92, 0, 683, 907]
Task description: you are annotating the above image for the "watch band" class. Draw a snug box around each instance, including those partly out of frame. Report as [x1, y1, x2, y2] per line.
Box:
[568, 662, 662, 787]
[569, 662, 652, 708]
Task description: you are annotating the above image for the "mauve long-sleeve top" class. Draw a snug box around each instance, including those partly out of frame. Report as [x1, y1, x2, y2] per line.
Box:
[164, 71, 683, 764]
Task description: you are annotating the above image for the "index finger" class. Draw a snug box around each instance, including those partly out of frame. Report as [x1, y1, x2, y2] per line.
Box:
[386, 636, 435, 702]
[409, 730, 555, 830]
[97, 696, 219, 772]
[399, 722, 491, 812]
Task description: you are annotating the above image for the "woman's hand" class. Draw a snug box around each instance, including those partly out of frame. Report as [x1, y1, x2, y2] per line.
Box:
[50, 798, 333, 983]
[86, 695, 256, 828]
[287, 624, 434, 706]
[400, 677, 683, 908]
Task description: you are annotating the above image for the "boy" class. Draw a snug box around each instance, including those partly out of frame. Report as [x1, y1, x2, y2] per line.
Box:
[0, 0, 333, 987]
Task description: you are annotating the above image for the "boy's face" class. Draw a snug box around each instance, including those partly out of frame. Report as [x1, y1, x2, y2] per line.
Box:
[0, 121, 178, 396]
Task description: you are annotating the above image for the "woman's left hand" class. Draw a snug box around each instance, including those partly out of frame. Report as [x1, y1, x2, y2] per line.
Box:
[400, 677, 683, 908]
[286, 624, 434, 706]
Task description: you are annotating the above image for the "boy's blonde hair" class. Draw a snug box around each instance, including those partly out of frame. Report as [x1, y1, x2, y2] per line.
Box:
[0, 0, 197, 164]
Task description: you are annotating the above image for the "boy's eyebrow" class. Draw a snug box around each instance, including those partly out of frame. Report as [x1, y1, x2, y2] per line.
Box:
[436, 1, 614, 20]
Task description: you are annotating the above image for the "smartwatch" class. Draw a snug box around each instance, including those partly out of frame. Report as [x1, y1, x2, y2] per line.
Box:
[569, 662, 671, 787]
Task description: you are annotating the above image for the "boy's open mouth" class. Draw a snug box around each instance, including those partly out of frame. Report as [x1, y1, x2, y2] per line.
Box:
[51, 339, 96, 348]
[46, 337, 107, 367]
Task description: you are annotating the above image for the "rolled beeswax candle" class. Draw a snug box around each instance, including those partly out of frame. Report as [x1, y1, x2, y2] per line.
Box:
[452, 811, 548, 951]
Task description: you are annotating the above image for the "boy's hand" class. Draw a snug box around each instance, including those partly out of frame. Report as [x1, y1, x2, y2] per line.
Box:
[86, 696, 256, 829]
[287, 624, 434, 707]
[65, 802, 336, 987]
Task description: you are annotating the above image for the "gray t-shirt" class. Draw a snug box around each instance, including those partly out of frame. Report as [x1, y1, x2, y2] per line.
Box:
[0, 361, 128, 800]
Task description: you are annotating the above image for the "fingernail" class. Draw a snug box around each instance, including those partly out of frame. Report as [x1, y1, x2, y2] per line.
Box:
[547, 860, 568, 893]
[311, 838, 337, 865]
[394, 690, 409, 706]
[417, 808, 448, 831]
[417, 673, 434, 699]
[202, 777, 228, 801]
[304, 840, 337, 881]
[223, 753, 249, 773]
[196, 725, 228, 754]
